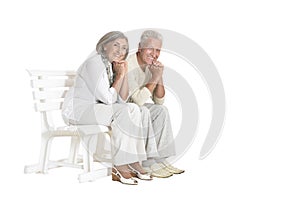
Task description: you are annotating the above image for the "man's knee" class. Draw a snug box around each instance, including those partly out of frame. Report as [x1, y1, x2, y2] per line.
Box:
[154, 104, 169, 115]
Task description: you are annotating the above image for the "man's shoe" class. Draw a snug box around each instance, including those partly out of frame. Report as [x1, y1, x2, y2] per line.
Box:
[144, 163, 173, 178]
[162, 161, 185, 174]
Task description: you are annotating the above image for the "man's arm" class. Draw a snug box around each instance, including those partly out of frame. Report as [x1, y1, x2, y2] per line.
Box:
[152, 76, 165, 104]
[145, 74, 160, 93]
[127, 67, 153, 106]
[129, 63, 164, 106]
[130, 74, 159, 106]
[154, 76, 165, 98]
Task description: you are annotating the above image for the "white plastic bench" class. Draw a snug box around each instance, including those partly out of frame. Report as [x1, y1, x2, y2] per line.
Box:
[24, 70, 112, 182]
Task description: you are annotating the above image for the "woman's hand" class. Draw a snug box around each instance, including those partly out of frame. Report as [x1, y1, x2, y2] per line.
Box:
[111, 60, 129, 100]
[113, 60, 128, 77]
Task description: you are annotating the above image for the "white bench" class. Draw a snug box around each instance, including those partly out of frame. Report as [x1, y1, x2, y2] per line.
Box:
[24, 70, 112, 182]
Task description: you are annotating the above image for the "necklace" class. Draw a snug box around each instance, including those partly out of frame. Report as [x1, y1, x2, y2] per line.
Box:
[101, 56, 113, 85]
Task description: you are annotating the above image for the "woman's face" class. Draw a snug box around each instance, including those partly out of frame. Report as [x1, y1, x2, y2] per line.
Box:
[104, 38, 128, 62]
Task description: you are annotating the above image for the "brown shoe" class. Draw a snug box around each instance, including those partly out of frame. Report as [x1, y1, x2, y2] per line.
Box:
[112, 166, 138, 185]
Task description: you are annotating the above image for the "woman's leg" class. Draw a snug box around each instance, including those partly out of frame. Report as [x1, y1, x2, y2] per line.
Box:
[76, 103, 147, 165]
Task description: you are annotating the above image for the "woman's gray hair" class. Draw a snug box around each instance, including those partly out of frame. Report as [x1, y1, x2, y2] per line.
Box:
[96, 31, 129, 59]
[139, 30, 163, 48]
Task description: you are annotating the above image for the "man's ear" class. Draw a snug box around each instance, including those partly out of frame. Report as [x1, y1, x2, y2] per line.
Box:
[138, 43, 142, 52]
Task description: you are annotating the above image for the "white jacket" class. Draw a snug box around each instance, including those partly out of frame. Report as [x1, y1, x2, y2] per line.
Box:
[62, 53, 124, 123]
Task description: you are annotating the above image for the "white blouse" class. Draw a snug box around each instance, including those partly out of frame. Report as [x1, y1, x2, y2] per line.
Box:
[62, 53, 125, 122]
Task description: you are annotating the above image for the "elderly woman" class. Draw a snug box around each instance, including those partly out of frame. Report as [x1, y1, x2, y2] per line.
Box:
[62, 31, 152, 185]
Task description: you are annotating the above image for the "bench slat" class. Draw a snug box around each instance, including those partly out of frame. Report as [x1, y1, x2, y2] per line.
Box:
[28, 70, 76, 76]
[34, 102, 63, 111]
[33, 90, 68, 100]
[31, 79, 74, 88]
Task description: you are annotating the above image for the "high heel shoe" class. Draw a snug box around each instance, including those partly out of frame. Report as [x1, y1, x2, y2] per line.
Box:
[112, 167, 138, 185]
[128, 164, 153, 180]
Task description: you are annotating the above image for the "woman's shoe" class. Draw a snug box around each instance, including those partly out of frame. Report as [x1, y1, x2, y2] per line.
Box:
[112, 167, 138, 185]
[128, 164, 153, 180]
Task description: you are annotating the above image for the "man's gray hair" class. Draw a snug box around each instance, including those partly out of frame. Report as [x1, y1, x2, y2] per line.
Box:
[139, 30, 163, 48]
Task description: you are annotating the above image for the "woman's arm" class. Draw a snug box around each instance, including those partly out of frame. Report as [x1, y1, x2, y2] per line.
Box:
[119, 74, 129, 101]
[112, 61, 128, 100]
[84, 58, 118, 104]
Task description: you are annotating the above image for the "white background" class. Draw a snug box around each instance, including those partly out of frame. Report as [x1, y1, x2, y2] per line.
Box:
[1, 0, 299, 199]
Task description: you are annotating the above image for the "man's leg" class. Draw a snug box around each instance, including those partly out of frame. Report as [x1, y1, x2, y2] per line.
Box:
[144, 103, 184, 174]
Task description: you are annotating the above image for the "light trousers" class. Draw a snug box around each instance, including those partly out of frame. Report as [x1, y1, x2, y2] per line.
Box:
[68, 103, 149, 166]
[142, 103, 176, 159]
[68, 103, 176, 166]
[92, 103, 176, 164]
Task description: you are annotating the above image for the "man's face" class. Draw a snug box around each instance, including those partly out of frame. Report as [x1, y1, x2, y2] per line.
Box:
[138, 38, 162, 65]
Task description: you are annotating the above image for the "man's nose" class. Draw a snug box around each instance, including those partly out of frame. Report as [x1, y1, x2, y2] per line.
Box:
[150, 49, 157, 56]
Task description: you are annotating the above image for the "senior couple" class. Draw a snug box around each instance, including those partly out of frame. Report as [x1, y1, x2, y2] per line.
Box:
[62, 30, 184, 185]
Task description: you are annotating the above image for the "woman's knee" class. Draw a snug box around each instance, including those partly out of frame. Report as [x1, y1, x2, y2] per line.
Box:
[140, 106, 151, 116]
[126, 103, 141, 114]
[118, 103, 142, 121]
[153, 104, 169, 115]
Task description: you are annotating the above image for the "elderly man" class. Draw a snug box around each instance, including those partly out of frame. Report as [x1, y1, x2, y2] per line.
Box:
[127, 30, 184, 178]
